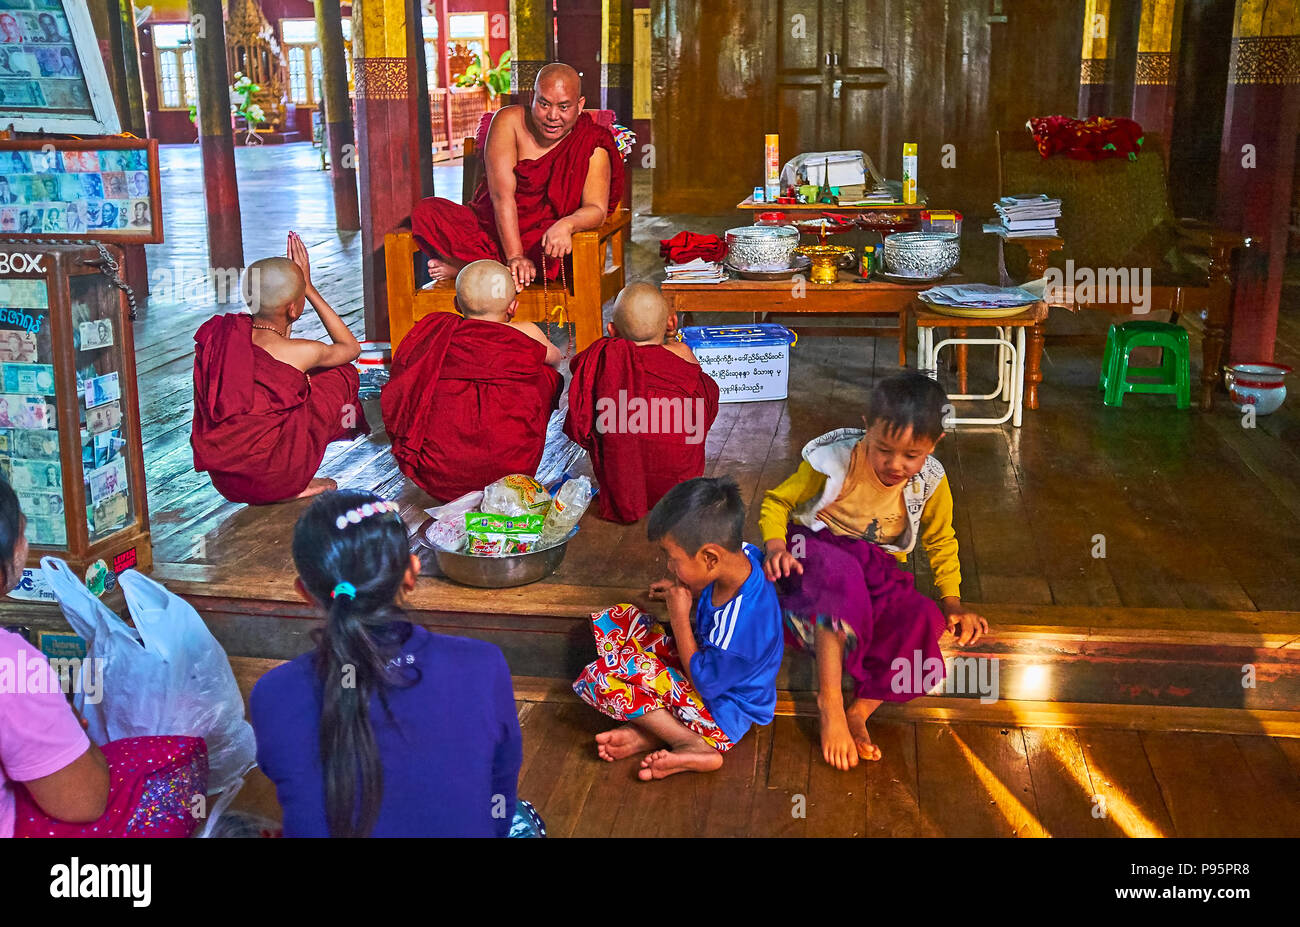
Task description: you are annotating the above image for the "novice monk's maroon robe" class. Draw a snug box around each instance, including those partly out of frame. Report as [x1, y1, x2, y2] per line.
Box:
[565, 339, 720, 524]
[191, 313, 370, 505]
[381, 313, 563, 501]
[410, 112, 625, 281]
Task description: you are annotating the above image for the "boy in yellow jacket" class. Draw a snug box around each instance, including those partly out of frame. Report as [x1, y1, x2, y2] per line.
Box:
[760, 372, 988, 770]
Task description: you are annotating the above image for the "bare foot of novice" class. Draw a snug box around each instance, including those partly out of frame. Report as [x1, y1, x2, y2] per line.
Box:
[595, 726, 657, 762]
[818, 696, 859, 770]
[292, 477, 337, 500]
[427, 258, 461, 282]
[637, 744, 723, 781]
[845, 698, 883, 762]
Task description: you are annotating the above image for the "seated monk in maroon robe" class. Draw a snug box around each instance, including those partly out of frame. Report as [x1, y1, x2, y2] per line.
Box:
[191, 232, 369, 504]
[411, 62, 625, 292]
[565, 283, 720, 524]
[382, 260, 563, 501]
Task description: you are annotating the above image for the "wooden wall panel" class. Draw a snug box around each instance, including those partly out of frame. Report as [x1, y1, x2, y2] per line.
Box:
[653, 0, 1088, 215]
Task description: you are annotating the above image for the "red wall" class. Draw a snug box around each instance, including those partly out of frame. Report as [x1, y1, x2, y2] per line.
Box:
[446, 0, 511, 68]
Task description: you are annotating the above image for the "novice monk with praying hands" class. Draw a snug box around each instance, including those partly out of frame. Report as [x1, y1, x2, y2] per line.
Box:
[565, 282, 720, 523]
[760, 372, 989, 770]
[191, 232, 369, 505]
[382, 259, 563, 502]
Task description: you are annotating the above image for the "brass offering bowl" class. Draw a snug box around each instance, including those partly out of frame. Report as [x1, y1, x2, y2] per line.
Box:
[795, 244, 853, 285]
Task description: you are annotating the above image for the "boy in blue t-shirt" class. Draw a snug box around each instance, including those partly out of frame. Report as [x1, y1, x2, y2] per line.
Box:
[572, 476, 784, 780]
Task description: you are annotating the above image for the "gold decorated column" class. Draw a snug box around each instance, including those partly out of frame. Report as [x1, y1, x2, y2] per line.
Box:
[510, 0, 551, 102]
[352, 0, 432, 339]
[1215, 0, 1300, 365]
[1132, 0, 1180, 152]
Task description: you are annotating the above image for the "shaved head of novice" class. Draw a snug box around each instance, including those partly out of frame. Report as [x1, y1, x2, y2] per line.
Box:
[245, 256, 307, 324]
[455, 259, 518, 321]
[609, 281, 674, 344]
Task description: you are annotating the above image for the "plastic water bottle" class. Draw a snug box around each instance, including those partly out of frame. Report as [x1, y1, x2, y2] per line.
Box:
[539, 476, 593, 548]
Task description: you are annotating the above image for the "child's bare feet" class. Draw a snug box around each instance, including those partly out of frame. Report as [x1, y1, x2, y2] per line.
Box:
[427, 258, 460, 282]
[637, 744, 723, 780]
[595, 726, 656, 762]
[291, 477, 337, 500]
[845, 698, 883, 761]
[818, 696, 858, 770]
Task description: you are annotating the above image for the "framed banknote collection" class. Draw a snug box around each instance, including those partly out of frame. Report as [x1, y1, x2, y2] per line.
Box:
[0, 0, 121, 134]
[0, 137, 163, 243]
[0, 240, 151, 585]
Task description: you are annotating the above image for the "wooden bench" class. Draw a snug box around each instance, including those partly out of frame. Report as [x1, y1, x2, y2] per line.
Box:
[385, 111, 631, 352]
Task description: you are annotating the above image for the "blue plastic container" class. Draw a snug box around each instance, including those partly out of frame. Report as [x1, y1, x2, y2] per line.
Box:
[679, 324, 797, 403]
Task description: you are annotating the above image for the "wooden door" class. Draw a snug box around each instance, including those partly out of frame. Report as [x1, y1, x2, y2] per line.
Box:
[775, 0, 835, 158]
[827, 0, 891, 155]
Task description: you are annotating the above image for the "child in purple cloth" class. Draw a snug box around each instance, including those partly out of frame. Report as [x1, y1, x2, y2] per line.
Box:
[760, 372, 989, 770]
[250, 490, 543, 837]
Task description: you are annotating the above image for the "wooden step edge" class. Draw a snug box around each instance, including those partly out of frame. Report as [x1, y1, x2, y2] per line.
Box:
[148, 564, 1300, 646]
[509, 675, 1300, 739]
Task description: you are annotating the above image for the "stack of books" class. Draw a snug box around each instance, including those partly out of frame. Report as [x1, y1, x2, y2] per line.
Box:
[988, 194, 1062, 238]
[663, 258, 726, 284]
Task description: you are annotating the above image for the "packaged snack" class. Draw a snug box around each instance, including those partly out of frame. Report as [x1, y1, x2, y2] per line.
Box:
[426, 518, 467, 553]
[482, 474, 552, 517]
[465, 512, 545, 557]
[538, 476, 594, 548]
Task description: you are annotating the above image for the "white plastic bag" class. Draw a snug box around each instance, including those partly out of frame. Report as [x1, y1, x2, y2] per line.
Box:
[40, 557, 257, 799]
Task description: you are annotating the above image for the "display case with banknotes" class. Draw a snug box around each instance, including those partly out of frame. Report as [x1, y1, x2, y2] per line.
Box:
[0, 241, 150, 587]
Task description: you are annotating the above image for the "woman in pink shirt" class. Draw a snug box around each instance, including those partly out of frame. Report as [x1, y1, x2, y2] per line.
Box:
[0, 479, 207, 837]
[0, 481, 109, 836]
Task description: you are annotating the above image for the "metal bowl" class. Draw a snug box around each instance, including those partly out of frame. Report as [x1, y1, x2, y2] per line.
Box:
[725, 225, 799, 272]
[883, 231, 960, 278]
[414, 518, 577, 588]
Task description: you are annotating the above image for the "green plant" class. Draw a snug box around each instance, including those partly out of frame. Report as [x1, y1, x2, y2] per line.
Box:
[453, 50, 512, 98]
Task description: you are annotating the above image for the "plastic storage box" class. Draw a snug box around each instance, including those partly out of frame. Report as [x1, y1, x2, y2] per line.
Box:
[679, 324, 797, 403]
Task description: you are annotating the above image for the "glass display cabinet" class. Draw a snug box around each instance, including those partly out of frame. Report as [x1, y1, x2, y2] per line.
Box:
[0, 241, 150, 589]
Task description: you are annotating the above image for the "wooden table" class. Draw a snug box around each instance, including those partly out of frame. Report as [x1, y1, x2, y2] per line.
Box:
[660, 271, 960, 366]
[736, 197, 930, 233]
[911, 300, 1048, 425]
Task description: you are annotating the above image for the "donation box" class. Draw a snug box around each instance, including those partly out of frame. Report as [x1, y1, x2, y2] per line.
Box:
[680, 324, 797, 403]
[0, 242, 151, 586]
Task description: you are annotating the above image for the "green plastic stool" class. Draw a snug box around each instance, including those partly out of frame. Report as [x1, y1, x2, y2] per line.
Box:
[1099, 320, 1190, 409]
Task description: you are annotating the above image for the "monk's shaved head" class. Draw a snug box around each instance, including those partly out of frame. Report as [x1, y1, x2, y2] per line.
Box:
[246, 257, 305, 316]
[456, 260, 516, 319]
[535, 62, 582, 98]
[612, 282, 670, 343]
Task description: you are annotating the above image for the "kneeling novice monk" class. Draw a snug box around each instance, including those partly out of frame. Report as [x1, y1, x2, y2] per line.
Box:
[191, 232, 368, 504]
[573, 477, 784, 780]
[565, 282, 719, 523]
[760, 372, 989, 770]
[381, 259, 563, 501]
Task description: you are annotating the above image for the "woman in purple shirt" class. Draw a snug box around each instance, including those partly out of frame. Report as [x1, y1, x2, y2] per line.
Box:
[250, 490, 541, 837]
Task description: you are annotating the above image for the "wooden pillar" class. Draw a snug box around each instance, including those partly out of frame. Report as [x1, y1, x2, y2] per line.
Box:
[437, 0, 453, 150]
[601, 0, 633, 119]
[1215, 1, 1300, 364]
[316, 0, 360, 231]
[188, 0, 244, 271]
[353, 0, 432, 340]
[510, 0, 551, 104]
[1132, 0, 1180, 157]
[1079, 0, 1114, 115]
[1079, 0, 1143, 117]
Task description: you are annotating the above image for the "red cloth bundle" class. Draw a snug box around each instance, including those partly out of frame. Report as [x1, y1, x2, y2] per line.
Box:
[659, 231, 727, 264]
[1029, 115, 1145, 161]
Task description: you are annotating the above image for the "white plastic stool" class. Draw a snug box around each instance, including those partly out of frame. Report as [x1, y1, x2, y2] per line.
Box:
[917, 324, 1026, 426]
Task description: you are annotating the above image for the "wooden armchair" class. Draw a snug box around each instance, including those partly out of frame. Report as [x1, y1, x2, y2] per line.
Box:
[996, 129, 1244, 410]
[385, 110, 631, 351]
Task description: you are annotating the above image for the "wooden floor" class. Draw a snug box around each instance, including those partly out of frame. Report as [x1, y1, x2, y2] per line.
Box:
[133, 143, 1300, 837]
[223, 661, 1300, 837]
[140, 144, 1300, 615]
